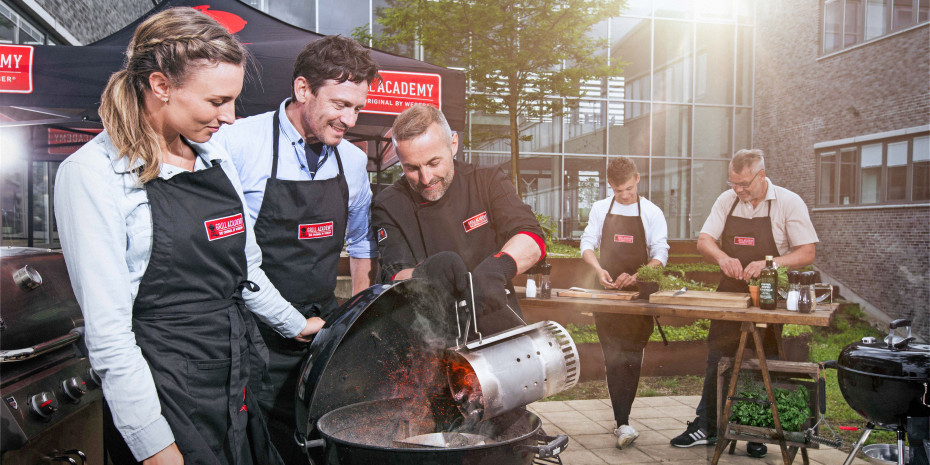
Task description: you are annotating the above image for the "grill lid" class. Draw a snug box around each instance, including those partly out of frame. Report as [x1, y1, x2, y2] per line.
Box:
[836, 319, 929, 381]
[837, 340, 929, 380]
[295, 279, 460, 440]
[1, 248, 83, 354]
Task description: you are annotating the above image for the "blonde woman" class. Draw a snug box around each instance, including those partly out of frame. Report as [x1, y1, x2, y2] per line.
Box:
[54, 8, 322, 465]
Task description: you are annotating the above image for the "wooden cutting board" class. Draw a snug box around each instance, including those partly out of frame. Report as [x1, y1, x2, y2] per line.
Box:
[556, 289, 638, 300]
[649, 290, 750, 308]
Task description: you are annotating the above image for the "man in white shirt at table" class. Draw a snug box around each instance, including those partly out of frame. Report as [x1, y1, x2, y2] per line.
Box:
[580, 156, 670, 449]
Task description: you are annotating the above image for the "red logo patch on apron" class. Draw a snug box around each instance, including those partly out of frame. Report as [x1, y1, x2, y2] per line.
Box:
[613, 234, 634, 243]
[299, 221, 334, 240]
[734, 236, 756, 246]
[463, 211, 489, 233]
[204, 213, 245, 241]
[377, 227, 388, 242]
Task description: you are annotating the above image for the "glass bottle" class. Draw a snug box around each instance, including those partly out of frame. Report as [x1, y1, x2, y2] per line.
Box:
[758, 255, 778, 310]
[539, 262, 552, 299]
[786, 271, 801, 311]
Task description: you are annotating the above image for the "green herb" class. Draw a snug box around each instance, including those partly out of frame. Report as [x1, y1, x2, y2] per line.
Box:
[547, 242, 581, 257]
[730, 382, 811, 432]
[776, 265, 813, 292]
[635, 264, 665, 282]
[667, 262, 721, 273]
[634, 264, 716, 291]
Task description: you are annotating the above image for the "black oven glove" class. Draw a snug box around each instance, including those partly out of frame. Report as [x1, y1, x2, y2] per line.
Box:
[471, 252, 518, 317]
[412, 251, 469, 300]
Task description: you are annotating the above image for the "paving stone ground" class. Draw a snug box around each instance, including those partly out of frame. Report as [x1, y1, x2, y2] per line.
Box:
[527, 396, 869, 465]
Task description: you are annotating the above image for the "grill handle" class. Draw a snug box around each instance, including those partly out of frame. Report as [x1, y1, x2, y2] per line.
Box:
[0, 327, 84, 363]
[522, 433, 569, 459]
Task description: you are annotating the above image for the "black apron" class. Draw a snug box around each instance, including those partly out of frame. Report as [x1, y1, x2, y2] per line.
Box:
[250, 110, 349, 464]
[594, 197, 655, 425]
[718, 199, 778, 293]
[104, 161, 281, 465]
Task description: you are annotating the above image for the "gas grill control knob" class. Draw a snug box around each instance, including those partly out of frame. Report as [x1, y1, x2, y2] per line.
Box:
[28, 392, 58, 419]
[61, 377, 87, 402]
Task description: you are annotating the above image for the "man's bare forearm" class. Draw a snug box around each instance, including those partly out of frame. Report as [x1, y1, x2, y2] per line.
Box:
[349, 257, 377, 294]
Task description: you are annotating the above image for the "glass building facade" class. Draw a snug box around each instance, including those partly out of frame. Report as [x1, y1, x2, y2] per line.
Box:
[242, 0, 756, 240]
[0, 1, 61, 248]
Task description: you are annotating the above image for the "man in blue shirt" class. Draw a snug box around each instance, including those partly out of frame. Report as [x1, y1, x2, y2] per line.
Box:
[213, 35, 379, 464]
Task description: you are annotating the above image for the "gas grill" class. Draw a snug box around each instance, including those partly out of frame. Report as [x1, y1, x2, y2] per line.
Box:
[1, 247, 104, 465]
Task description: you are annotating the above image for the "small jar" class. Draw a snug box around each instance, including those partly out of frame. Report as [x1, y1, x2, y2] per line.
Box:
[797, 272, 814, 314]
[539, 262, 552, 299]
[525, 277, 537, 298]
[804, 271, 818, 310]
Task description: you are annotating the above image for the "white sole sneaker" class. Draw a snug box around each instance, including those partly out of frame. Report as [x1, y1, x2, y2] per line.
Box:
[614, 425, 640, 449]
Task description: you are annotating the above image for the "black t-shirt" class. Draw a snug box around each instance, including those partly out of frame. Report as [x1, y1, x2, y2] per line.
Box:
[372, 159, 543, 280]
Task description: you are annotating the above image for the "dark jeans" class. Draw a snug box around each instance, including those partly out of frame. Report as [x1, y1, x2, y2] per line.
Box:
[694, 320, 780, 431]
[594, 313, 654, 427]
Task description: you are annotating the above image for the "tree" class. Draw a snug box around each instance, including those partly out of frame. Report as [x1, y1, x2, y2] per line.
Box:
[359, 0, 626, 193]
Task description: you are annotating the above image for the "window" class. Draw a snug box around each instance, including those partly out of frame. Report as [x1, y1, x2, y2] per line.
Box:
[0, 1, 48, 45]
[817, 133, 930, 206]
[823, 0, 929, 53]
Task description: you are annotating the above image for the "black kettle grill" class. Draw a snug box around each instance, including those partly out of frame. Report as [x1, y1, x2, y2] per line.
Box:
[825, 319, 929, 465]
[293, 278, 571, 465]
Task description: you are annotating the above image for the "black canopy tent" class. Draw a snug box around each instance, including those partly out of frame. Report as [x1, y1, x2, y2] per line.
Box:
[0, 0, 464, 247]
[0, 0, 465, 170]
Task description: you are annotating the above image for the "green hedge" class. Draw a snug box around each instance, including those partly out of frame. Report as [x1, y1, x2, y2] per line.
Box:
[566, 321, 811, 344]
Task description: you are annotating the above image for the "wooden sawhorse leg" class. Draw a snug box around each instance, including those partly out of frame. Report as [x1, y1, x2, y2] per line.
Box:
[711, 322, 803, 465]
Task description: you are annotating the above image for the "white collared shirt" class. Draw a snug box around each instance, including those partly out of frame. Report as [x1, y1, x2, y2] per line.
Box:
[580, 195, 670, 265]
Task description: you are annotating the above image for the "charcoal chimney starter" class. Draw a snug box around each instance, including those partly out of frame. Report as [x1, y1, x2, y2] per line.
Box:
[444, 321, 579, 422]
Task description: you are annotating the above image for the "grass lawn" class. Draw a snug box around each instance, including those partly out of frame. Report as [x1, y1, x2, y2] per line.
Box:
[542, 303, 910, 455]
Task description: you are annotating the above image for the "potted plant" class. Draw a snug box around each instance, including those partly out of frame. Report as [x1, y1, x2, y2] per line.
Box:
[748, 277, 760, 307]
[730, 382, 812, 433]
[635, 264, 663, 299]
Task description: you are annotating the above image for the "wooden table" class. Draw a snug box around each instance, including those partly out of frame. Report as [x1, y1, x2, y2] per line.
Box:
[518, 290, 835, 325]
[518, 289, 839, 465]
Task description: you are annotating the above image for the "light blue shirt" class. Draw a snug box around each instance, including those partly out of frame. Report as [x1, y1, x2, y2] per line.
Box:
[213, 99, 377, 259]
[54, 132, 307, 461]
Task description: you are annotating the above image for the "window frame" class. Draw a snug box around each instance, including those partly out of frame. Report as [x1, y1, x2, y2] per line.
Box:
[816, 133, 929, 206]
[822, 0, 928, 54]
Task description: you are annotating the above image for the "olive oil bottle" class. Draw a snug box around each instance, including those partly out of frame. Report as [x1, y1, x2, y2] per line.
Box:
[759, 255, 778, 310]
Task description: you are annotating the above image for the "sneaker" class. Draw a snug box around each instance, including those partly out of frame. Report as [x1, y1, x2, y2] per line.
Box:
[613, 424, 639, 449]
[747, 442, 767, 458]
[670, 419, 716, 447]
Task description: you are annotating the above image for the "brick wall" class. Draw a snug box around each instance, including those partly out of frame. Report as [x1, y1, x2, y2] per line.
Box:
[753, 1, 930, 339]
[30, 0, 151, 43]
